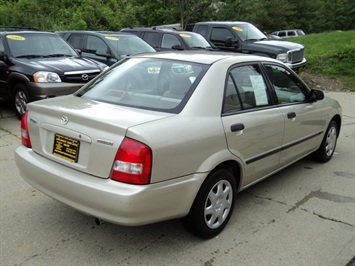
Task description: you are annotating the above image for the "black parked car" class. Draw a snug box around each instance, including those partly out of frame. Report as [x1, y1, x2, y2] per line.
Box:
[57, 31, 155, 66]
[120, 27, 217, 51]
[0, 28, 108, 118]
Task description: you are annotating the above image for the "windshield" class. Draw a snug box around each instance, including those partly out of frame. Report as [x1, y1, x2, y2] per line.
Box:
[104, 35, 155, 57]
[232, 23, 267, 41]
[77, 57, 208, 113]
[179, 32, 212, 48]
[6, 33, 78, 58]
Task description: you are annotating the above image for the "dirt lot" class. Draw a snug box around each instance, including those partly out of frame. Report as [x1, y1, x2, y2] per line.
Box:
[301, 71, 352, 92]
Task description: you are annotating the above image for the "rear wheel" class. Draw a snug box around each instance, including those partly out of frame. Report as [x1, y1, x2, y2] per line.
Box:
[314, 120, 338, 162]
[182, 169, 236, 239]
[13, 83, 31, 119]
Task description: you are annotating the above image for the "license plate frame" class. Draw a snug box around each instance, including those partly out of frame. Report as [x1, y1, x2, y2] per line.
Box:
[53, 134, 80, 163]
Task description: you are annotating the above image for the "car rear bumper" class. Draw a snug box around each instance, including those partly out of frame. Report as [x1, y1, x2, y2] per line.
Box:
[15, 145, 205, 226]
[28, 82, 85, 101]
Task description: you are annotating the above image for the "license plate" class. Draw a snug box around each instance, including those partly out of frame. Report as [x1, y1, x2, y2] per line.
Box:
[53, 134, 80, 163]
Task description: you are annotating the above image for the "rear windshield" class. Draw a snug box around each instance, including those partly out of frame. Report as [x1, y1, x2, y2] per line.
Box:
[77, 57, 208, 113]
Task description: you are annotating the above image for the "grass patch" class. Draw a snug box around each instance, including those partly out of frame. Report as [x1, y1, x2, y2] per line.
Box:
[286, 30, 355, 90]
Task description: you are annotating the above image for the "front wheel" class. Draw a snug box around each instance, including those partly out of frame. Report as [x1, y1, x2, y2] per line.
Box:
[182, 169, 236, 239]
[314, 120, 338, 162]
[13, 83, 31, 120]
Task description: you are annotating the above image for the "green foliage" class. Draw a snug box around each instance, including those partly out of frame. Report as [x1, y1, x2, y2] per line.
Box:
[1, 0, 354, 32]
[288, 31, 355, 89]
[1, 0, 354, 89]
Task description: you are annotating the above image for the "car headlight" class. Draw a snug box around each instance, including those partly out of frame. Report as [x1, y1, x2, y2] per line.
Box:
[276, 53, 287, 62]
[34, 71, 61, 82]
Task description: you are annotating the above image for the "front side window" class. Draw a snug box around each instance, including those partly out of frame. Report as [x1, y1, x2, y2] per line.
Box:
[223, 65, 270, 113]
[77, 58, 208, 113]
[264, 64, 308, 104]
[211, 27, 234, 46]
[161, 34, 181, 49]
[85, 35, 108, 54]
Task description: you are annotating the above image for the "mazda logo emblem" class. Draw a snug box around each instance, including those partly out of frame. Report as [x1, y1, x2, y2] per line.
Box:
[61, 116, 69, 125]
[82, 74, 89, 81]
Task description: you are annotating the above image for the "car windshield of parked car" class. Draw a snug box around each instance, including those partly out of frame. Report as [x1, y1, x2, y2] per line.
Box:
[6, 33, 78, 58]
[104, 34, 155, 56]
[180, 32, 213, 48]
[233, 23, 267, 41]
[77, 57, 208, 113]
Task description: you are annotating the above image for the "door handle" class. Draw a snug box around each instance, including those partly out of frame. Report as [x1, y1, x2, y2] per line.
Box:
[287, 112, 296, 119]
[231, 123, 245, 132]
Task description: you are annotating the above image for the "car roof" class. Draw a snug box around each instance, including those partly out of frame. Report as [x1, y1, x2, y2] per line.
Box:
[195, 21, 250, 26]
[133, 51, 279, 65]
[56, 30, 138, 37]
[0, 30, 54, 35]
[122, 27, 200, 35]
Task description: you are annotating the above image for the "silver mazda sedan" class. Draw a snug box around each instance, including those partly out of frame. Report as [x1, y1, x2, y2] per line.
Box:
[15, 52, 342, 239]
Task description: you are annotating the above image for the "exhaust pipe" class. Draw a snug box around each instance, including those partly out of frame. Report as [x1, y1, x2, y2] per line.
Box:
[95, 218, 105, 226]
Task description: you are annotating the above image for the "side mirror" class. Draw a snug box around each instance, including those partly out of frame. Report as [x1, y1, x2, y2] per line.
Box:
[225, 37, 239, 48]
[172, 44, 184, 51]
[309, 89, 324, 102]
[75, 49, 82, 55]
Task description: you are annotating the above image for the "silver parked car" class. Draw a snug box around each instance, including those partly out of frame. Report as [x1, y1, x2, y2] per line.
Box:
[15, 52, 342, 239]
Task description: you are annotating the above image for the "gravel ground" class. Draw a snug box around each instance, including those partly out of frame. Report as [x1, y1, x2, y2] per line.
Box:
[300, 71, 352, 92]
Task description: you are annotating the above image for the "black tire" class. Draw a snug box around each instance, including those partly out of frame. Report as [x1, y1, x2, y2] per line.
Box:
[314, 120, 338, 162]
[182, 169, 236, 239]
[13, 83, 31, 120]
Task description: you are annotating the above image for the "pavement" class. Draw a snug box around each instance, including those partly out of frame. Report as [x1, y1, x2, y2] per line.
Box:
[0, 92, 354, 266]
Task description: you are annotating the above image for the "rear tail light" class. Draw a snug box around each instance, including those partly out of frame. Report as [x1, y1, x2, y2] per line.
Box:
[21, 111, 32, 148]
[110, 137, 152, 185]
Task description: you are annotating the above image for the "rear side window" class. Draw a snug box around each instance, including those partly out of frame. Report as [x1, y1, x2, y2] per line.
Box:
[223, 65, 270, 113]
[67, 34, 84, 49]
[141, 32, 160, 48]
[0, 36, 4, 53]
[195, 25, 208, 37]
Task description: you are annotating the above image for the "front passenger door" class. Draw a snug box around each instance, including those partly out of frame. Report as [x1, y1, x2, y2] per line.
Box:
[264, 64, 323, 166]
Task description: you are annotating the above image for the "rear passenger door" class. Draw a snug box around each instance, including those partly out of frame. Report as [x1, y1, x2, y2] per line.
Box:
[221, 64, 284, 187]
[264, 64, 323, 166]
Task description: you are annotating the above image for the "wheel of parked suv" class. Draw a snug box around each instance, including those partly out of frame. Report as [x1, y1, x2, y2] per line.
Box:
[13, 83, 31, 119]
[314, 120, 338, 162]
[182, 168, 236, 239]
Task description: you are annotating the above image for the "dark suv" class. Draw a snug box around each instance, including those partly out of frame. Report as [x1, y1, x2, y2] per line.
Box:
[120, 27, 216, 51]
[0, 28, 108, 118]
[57, 31, 156, 66]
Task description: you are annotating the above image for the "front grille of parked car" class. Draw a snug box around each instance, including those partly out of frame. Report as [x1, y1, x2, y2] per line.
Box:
[64, 70, 101, 83]
[288, 49, 304, 63]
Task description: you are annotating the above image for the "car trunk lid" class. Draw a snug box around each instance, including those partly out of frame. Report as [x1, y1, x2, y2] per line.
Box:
[26, 95, 170, 178]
